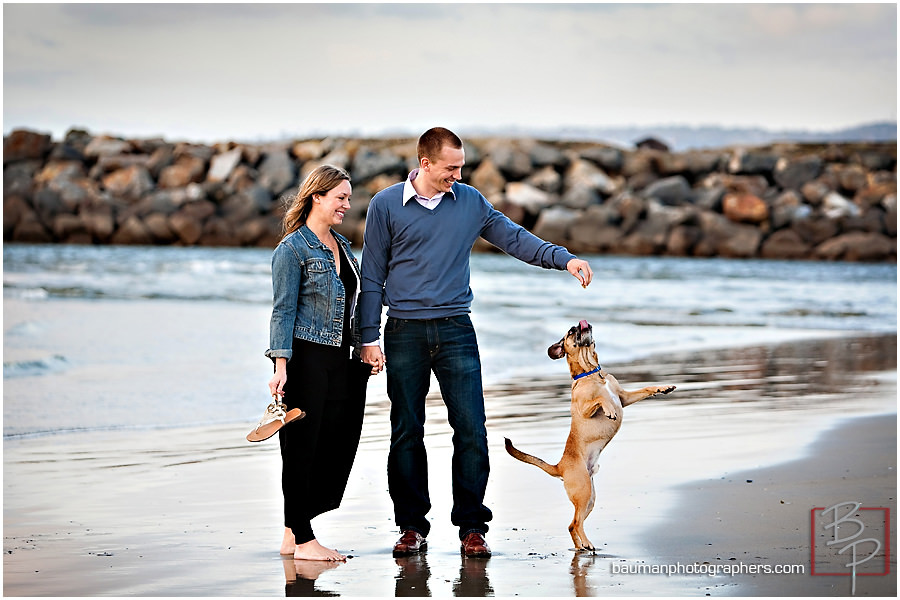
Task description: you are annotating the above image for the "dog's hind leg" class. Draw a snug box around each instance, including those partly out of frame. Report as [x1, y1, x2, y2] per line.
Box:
[563, 468, 596, 551]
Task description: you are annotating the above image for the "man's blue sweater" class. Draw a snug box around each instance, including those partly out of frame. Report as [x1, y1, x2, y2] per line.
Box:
[359, 179, 576, 344]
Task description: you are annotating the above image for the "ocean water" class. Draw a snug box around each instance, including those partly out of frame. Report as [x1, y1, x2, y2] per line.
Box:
[3, 243, 896, 439]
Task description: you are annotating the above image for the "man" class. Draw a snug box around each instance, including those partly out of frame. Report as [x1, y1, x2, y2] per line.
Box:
[360, 127, 592, 557]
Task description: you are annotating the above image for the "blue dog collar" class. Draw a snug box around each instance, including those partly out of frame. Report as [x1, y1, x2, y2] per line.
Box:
[573, 365, 602, 381]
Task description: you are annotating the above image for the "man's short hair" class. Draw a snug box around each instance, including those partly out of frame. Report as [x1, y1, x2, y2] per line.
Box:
[417, 127, 463, 163]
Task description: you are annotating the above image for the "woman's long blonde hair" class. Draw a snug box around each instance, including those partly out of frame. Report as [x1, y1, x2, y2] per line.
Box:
[281, 164, 351, 238]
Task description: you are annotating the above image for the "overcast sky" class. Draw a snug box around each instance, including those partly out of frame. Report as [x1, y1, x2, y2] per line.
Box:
[3, 2, 897, 144]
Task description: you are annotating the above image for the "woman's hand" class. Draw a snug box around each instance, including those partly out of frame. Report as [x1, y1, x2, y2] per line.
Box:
[269, 358, 288, 396]
[361, 345, 385, 375]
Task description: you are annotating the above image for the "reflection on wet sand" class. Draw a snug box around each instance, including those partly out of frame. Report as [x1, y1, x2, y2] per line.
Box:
[283, 558, 341, 597]
[570, 553, 600, 597]
[453, 557, 493, 596]
[392, 553, 495, 598]
[394, 554, 430, 597]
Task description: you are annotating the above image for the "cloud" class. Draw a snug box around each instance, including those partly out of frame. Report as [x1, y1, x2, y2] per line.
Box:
[3, 3, 896, 141]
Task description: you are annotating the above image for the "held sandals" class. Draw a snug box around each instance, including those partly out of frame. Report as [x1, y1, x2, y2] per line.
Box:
[246, 395, 305, 442]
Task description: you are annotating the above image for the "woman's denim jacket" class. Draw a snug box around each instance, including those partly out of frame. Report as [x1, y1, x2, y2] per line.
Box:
[266, 225, 362, 362]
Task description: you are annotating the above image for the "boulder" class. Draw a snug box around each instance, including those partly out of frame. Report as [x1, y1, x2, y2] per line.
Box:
[12, 212, 52, 243]
[679, 151, 725, 178]
[562, 159, 617, 208]
[774, 156, 823, 190]
[84, 136, 132, 159]
[666, 225, 702, 256]
[759, 229, 811, 259]
[770, 190, 804, 230]
[883, 195, 897, 237]
[728, 150, 778, 176]
[197, 217, 235, 247]
[791, 215, 840, 245]
[693, 186, 725, 211]
[723, 193, 769, 224]
[128, 189, 185, 217]
[621, 201, 692, 255]
[168, 211, 204, 245]
[35, 160, 86, 187]
[853, 150, 895, 172]
[292, 140, 325, 162]
[490, 197, 528, 226]
[364, 174, 403, 196]
[489, 145, 533, 180]
[696, 212, 761, 258]
[207, 148, 243, 183]
[837, 164, 868, 194]
[469, 159, 506, 196]
[528, 143, 569, 169]
[52, 213, 89, 241]
[531, 206, 579, 245]
[350, 147, 405, 182]
[524, 165, 562, 194]
[3, 159, 41, 200]
[4, 195, 34, 237]
[158, 156, 206, 188]
[4, 129, 52, 163]
[579, 146, 624, 173]
[80, 205, 116, 242]
[102, 165, 154, 201]
[147, 145, 175, 178]
[801, 180, 831, 206]
[607, 192, 646, 233]
[568, 205, 619, 252]
[855, 181, 897, 209]
[32, 188, 64, 227]
[840, 207, 886, 235]
[822, 192, 860, 219]
[234, 217, 272, 246]
[174, 142, 214, 163]
[642, 175, 692, 206]
[700, 173, 769, 197]
[256, 150, 296, 196]
[504, 182, 556, 215]
[143, 213, 178, 243]
[110, 215, 153, 245]
[814, 232, 895, 262]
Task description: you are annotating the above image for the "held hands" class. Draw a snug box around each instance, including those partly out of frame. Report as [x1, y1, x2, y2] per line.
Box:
[361, 345, 385, 375]
[566, 258, 594, 288]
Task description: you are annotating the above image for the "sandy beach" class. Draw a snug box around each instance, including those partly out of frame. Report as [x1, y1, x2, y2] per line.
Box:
[4, 332, 896, 597]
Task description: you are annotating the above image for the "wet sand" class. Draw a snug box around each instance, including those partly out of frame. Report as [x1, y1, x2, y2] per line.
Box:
[3, 333, 896, 596]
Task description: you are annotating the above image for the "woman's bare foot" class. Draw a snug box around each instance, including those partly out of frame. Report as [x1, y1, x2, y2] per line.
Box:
[280, 527, 296, 555]
[294, 538, 346, 561]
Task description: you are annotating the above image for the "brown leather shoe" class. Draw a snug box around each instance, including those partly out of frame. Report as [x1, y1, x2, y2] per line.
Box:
[460, 532, 491, 557]
[393, 530, 427, 557]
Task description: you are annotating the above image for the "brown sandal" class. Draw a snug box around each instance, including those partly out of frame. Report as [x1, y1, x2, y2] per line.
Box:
[246, 395, 305, 442]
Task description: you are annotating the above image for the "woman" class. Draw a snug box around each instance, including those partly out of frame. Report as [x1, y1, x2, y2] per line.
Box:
[265, 165, 382, 562]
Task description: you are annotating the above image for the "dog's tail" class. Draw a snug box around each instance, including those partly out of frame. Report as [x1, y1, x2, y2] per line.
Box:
[504, 438, 560, 478]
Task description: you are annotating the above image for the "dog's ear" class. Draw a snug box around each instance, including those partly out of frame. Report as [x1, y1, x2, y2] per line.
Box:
[547, 341, 565, 360]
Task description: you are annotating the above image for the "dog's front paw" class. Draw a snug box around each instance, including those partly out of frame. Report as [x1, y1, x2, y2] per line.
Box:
[654, 385, 675, 396]
[605, 413, 617, 421]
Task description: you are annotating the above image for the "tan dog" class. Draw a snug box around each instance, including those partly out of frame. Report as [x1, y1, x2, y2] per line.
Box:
[505, 320, 675, 551]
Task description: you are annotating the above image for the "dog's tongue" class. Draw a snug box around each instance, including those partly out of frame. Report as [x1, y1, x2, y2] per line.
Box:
[579, 320, 590, 331]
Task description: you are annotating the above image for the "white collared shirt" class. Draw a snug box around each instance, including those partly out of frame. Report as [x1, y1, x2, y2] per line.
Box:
[403, 169, 444, 210]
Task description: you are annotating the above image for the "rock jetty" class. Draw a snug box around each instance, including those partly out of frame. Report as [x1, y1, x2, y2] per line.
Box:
[4, 128, 896, 262]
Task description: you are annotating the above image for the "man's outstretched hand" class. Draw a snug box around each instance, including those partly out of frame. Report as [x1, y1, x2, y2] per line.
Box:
[566, 258, 593, 288]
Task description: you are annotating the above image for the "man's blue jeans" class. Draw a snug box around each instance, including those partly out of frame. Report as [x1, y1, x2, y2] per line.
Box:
[384, 314, 493, 539]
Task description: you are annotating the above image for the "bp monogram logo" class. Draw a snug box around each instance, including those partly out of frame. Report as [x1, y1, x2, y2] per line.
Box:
[811, 502, 890, 595]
